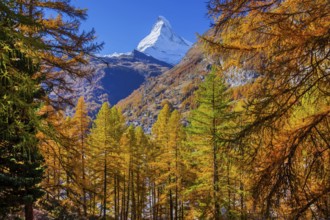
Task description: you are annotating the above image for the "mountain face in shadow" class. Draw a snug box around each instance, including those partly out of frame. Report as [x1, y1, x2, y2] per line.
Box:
[98, 50, 173, 105]
[67, 50, 172, 115]
[102, 66, 145, 105]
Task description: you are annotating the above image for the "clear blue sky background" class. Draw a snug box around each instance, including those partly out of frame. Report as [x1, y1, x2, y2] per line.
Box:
[71, 0, 211, 54]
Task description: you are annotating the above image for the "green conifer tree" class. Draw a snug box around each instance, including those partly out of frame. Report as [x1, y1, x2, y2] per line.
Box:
[0, 23, 45, 219]
[186, 69, 235, 219]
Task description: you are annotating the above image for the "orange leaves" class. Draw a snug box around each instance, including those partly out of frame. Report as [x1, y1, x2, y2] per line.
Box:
[204, 0, 330, 218]
[41, 15, 64, 30]
[205, 0, 330, 75]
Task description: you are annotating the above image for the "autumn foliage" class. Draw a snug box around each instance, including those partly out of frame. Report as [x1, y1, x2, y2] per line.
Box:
[1, 0, 329, 219]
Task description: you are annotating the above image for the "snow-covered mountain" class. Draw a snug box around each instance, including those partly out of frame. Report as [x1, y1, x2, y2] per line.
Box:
[137, 16, 193, 65]
[64, 16, 194, 116]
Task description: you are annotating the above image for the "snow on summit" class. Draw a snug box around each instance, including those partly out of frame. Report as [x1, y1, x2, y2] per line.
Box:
[137, 16, 193, 65]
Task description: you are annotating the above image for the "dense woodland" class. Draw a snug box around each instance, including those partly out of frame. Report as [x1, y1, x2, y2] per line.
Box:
[0, 0, 329, 219]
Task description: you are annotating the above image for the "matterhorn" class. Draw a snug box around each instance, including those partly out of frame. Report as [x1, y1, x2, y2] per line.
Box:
[137, 16, 192, 65]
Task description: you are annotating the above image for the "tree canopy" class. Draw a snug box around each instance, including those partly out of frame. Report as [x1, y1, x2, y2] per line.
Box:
[204, 0, 330, 218]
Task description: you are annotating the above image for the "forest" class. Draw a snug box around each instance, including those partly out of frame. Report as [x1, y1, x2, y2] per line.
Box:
[0, 0, 329, 219]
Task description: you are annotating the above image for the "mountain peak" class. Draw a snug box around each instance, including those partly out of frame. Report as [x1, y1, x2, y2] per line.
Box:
[156, 16, 171, 29]
[137, 16, 193, 65]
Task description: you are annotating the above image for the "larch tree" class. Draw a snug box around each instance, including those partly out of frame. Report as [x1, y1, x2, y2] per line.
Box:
[72, 96, 90, 217]
[108, 107, 126, 219]
[0, 19, 45, 219]
[87, 102, 120, 218]
[37, 105, 66, 202]
[121, 125, 137, 220]
[37, 107, 81, 217]
[0, 0, 101, 217]
[186, 69, 236, 219]
[0, 0, 102, 113]
[167, 110, 186, 220]
[151, 103, 172, 219]
[122, 125, 150, 220]
[145, 132, 161, 219]
[9, 0, 102, 99]
[134, 126, 150, 219]
[204, 0, 330, 218]
[88, 105, 126, 218]
[150, 104, 188, 220]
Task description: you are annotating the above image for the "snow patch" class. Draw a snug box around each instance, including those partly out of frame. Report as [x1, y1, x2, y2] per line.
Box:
[102, 52, 132, 58]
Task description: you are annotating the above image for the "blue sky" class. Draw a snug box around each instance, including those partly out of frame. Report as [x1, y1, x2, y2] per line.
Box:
[71, 0, 211, 54]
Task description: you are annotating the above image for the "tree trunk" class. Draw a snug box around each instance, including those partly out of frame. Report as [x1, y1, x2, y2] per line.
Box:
[25, 202, 33, 220]
[103, 157, 107, 219]
[114, 174, 118, 220]
[117, 175, 120, 220]
[214, 148, 220, 220]
[57, 149, 61, 200]
[93, 191, 96, 216]
[240, 180, 244, 220]
[227, 160, 231, 215]
[152, 182, 156, 220]
[169, 189, 174, 220]
[157, 187, 160, 219]
[136, 170, 141, 220]
[46, 147, 50, 200]
[126, 172, 130, 220]
[82, 136, 87, 216]
[212, 83, 220, 220]
[131, 168, 136, 220]
[121, 175, 126, 220]
[175, 144, 179, 220]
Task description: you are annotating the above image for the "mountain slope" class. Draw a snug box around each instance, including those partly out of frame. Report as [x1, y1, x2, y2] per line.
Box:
[137, 16, 192, 65]
[117, 30, 257, 131]
[67, 50, 172, 115]
[117, 42, 210, 131]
